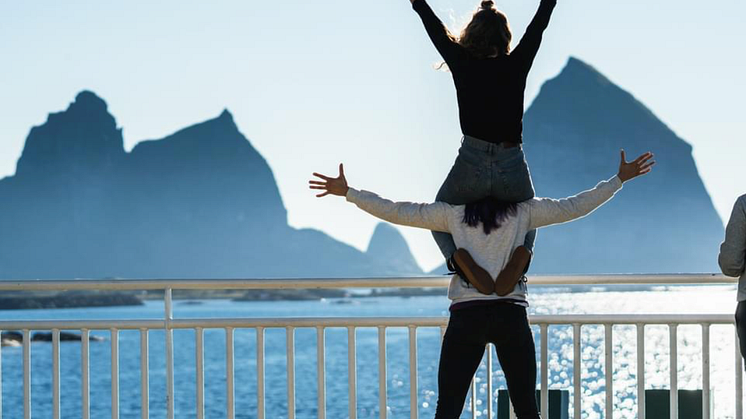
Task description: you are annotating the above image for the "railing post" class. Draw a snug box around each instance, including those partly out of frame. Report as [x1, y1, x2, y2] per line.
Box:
[195, 327, 204, 419]
[605, 324, 613, 419]
[23, 329, 30, 419]
[541, 324, 549, 418]
[378, 326, 387, 419]
[165, 288, 174, 419]
[509, 395, 517, 419]
[488, 344, 493, 419]
[140, 328, 150, 419]
[53, 329, 60, 419]
[702, 324, 710, 419]
[409, 326, 418, 419]
[637, 324, 645, 419]
[111, 328, 120, 419]
[669, 324, 678, 419]
[257, 327, 266, 419]
[287, 326, 296, 419]
[317, 326, 327, 419]
[471, 379, 477, 419]
[226, 327, 235, 419]
[82, 328, 90, 419]
[573, 323, 581, 419]
[349, 326, 357, 419]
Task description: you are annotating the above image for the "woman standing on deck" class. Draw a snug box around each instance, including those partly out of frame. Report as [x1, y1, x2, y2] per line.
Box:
[410, 0, 557, 292]
[308, 150, 654, 418]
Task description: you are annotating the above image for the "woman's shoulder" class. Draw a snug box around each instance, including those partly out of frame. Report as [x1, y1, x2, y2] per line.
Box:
[431, 201, 465, 213]
[449, 203, 467, 213]
[518, 199, 538, 208]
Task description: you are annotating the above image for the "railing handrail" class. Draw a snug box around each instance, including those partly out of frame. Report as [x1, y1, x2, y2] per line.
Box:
[0, 273, 733, 291]
[0, 314, 735, 331]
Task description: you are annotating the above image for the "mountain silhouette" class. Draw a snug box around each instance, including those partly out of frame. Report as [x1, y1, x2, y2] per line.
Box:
[366, 223, 423, 276]
[430, 58, 723, 275]
[0, 92, 421, 279]
[16, 91, 126, 179]
[521, 57, 723, 273]
[0, 56, 725, 279]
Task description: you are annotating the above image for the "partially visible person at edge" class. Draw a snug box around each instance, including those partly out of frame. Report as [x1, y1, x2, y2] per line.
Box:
[409, 0, 558, 294]
[309, 151, 654, 419]
[719, 194, 746, 366]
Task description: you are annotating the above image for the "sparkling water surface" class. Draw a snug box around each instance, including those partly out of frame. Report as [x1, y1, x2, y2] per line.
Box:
[0, 285, 740, 419]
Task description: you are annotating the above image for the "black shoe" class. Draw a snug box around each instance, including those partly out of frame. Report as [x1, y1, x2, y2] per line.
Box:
[453, 249, 495, 295]
[495, 246, 532, 296]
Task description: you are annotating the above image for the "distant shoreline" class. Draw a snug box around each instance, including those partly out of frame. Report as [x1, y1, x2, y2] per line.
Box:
[0, 288, 449, 310]
[2, 284, 734, 310]
[0, 291, 143, 310]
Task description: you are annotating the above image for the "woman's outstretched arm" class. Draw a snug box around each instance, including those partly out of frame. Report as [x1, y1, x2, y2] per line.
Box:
[511, 0, 557, 72]
[410, 0, 465, 67]
[309, 164, 452, 233]
[528, 151, 655, 230]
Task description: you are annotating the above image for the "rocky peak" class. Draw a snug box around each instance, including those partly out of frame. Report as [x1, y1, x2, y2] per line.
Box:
[522, 58, 723, 273]
[72, 90, 110, 113]
[15, 90, 125, 178]
[0, 92, 422, 279]
[557, 57, 613, 88]
[366, 223, 422, 275]
[528, 57, 679, 147]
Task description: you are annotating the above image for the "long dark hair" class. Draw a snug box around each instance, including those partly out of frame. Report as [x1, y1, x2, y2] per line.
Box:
[463, 197, 518, 234]
[436, 0, 513, 70]
[459, 0, 513, 58]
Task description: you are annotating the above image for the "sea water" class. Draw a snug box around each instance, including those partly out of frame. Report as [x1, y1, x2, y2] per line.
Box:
[0, 285, 740, 419]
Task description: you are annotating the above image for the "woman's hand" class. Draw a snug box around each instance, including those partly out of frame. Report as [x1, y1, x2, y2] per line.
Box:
[617, 150, 655, 183]
[309, 164, 349, 198]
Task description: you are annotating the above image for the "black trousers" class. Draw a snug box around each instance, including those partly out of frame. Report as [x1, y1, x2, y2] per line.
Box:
[737, 301, 746, 366]
[435, 303, 540, 419]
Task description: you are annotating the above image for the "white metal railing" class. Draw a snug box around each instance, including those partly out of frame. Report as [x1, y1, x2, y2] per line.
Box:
[0, 274, 740, 419]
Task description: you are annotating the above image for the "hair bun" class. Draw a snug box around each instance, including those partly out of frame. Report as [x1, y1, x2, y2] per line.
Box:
[480, 0, 495, 10]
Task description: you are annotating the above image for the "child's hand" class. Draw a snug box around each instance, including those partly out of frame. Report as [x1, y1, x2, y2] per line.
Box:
[309, 164, 349, 198]
[617, 150, 655, 183]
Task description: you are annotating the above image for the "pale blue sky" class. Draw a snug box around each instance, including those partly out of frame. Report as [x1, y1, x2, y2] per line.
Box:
[1, 0, 744, 271]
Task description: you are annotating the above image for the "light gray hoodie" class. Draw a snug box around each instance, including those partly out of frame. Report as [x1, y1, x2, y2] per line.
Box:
[346, 176, 623, 306]
[719, 195, 746, 301]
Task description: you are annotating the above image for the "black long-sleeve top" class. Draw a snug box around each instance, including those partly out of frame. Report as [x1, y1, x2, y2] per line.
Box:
[413, 0, 556, 144]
